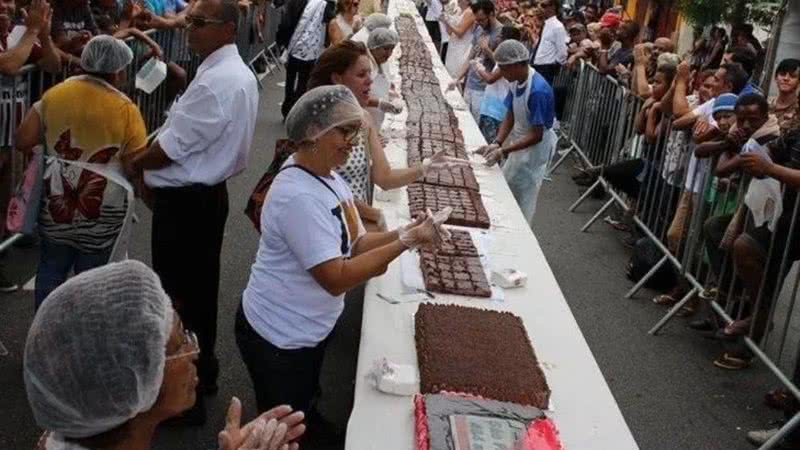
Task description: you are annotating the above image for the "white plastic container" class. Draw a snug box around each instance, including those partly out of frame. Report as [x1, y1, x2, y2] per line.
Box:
[135, 57, 168, 94]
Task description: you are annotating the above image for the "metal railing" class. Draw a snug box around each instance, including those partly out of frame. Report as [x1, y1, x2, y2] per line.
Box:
[552, 62, 800, 449]
[0, 3, 284, 256]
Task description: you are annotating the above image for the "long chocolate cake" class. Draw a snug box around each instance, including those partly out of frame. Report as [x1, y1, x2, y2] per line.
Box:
[414, 303, 551, 409]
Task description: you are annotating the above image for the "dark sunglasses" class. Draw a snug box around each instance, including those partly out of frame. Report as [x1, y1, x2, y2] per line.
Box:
[186, 14, 226, 28]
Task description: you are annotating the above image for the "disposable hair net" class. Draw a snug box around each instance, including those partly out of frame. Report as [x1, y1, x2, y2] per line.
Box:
[494, 39, 530, 66]
[368, 28, 399, 49]
[80, 35, 134, 74]
[24, 260, 173, 439]
[364, 13, 392, 31]
[657, 52, 680, 70]
[286, 85, 365, 143]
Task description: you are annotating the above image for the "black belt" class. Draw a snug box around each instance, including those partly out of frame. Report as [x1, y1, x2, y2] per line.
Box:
[152, 180, 227, 195]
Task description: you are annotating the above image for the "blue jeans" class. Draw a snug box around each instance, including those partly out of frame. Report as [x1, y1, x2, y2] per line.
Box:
[35, 237, 112, 309]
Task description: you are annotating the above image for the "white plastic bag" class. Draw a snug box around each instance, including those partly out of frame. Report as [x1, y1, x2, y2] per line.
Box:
[135, 57, 168, 94]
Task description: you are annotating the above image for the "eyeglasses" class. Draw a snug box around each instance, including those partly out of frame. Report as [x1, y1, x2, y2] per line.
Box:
[336, 124, 361, 143]
[186, 14, 226, 28]
[166, 330, 200, 361]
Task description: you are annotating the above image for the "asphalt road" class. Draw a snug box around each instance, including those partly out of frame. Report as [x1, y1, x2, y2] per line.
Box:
[0, 70, 786, 450]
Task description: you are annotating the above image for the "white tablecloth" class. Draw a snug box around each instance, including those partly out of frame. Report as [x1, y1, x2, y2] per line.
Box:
[344, 3, 639, 449]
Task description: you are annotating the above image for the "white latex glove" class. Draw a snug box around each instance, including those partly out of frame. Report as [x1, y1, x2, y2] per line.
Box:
[376, 211, 388, 231]
[378, 99, 403, 114]
[473, 143, 499, 156]
[239, 419, 288, 450]
[398, 215, 439, 249]
[421, 150, 470, 176]
[427, 207, 452, 241]
[446, 80, 460, 91]
[483, 147, 504, 166]
[218, 397, 304, 450]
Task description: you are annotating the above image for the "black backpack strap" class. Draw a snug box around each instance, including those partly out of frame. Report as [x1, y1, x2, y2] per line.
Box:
[280, 164, 341, 201]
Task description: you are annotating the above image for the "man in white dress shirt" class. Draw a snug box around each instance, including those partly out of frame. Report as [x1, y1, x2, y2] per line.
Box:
[531, 0, 567, 85]
[126, 0, 259, 425]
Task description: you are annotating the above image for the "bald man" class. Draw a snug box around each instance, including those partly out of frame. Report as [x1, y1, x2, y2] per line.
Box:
[128, 0, 260, 425]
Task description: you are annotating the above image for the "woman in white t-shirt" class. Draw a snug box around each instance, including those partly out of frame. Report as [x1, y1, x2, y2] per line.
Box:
[327, 0, 362, 45]
[237, 85, 445, 419]
[307, 41, 466, 230]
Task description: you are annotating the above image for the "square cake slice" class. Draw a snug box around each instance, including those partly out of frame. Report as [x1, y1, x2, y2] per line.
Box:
[407, 184, 490, 229]
[414, 303, 551, 409]
[418, 251, 491, 298]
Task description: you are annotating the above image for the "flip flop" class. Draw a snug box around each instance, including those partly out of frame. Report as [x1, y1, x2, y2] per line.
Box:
[652, 294, 677, 306]
[713, 352, 752, 370]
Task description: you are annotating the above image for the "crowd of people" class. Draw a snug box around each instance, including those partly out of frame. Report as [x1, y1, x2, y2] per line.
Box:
[2, 0, 800, 447]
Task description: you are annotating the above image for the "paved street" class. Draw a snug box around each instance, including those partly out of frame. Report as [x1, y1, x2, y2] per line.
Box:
[0, 71, 786, 450]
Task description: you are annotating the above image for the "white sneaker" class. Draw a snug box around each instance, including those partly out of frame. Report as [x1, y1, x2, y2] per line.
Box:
[747, 428, 780, 446]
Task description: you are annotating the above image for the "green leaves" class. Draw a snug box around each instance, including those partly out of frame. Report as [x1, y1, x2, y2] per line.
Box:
[677, 0, 783, 29]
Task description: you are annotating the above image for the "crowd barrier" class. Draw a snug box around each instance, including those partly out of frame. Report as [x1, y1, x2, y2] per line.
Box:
[0, 2, 284, 257]
[552, 62, 800, 449]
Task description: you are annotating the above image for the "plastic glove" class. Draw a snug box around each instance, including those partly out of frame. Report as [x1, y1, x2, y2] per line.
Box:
[427, 207, 452, 241]
[378, 99, 403, 114]
[239, 418, 288, 450]
[446, 80, 460, 91]
[218, 397, 304, 450]
[421, 150, 470, 176]
[483, 146, 504, 166]
[398, 215, 440, 249]
[376, 211, 388, 231]
[473, 143, 499, 156]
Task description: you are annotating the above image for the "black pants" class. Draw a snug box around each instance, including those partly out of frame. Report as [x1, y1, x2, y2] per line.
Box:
[152, 182, 229, 386]
[282, 56, 316, 118]
[425, 20, 441, 50]
[235, 304, 329, 414]
[603, 158, 644, 198]
[533, 63, 560, 86]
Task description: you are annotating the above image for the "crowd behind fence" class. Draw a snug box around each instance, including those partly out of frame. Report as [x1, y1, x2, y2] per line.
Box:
[0, 3, 284, 256]
[553, 61, 800, 449]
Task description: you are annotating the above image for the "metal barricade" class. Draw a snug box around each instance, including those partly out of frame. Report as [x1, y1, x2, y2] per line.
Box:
[553, 58, 800, 448]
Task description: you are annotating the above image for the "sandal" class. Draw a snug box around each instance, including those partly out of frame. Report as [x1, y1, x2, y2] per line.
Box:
[713, 352, 752, 370]
[765, 388, 798, 411]
[722, 318, 751, 337]
[652, 294, 677, 306]
[675, 297, 699, 317]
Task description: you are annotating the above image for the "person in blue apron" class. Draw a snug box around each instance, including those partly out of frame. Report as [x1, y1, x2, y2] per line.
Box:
[475, 39, 556, 224]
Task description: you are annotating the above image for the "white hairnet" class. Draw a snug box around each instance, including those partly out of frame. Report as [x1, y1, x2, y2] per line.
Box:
[368, 28, 399, 49]
[494, 39, 530, 66]
[24, 260, 173, 439]
[286, 85, 365, 143]
[364, 13, 392, 31]
[657, 52, 680, 70]
[80, 35, 134, 74]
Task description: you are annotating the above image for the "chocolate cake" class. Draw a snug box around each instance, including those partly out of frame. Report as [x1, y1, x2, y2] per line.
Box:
[407, 184, 490, 229]
[414, 303, 551, 409]
[418, 251, 491, 297]
[432, 229, 479, 257]
[421, 166, 480, 192]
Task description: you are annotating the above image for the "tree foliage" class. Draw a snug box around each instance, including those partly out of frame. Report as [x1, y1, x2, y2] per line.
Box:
[677, 0, 783, 29]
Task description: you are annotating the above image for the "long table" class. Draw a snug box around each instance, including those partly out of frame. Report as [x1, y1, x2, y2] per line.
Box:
[344, 2, 640, 448]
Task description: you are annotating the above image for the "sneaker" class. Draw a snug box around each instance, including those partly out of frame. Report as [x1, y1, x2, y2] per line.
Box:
[747, 427, 780, 446]
[0, 271, 18, 293]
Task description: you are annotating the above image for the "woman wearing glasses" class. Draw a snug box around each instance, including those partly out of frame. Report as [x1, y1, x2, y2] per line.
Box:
[307, 40, 465, 230]
[236, 86, 445, 428]
[26, 260, 305, 450]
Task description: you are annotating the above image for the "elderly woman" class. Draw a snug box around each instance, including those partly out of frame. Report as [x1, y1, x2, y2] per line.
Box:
[237, 86, 445, 423]
[25, 260, 305, 450]
[308, 41, 465, 230]
[365, 27, 400, 126]
[15, 35, 144, 308]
